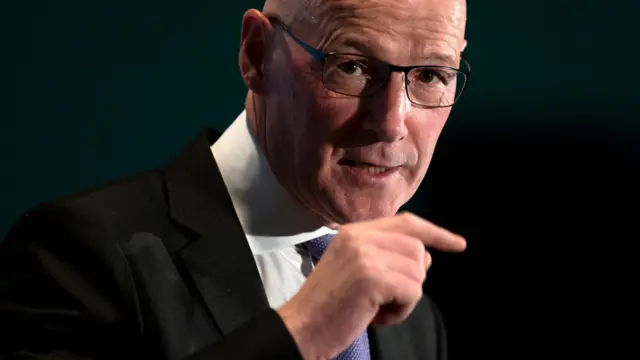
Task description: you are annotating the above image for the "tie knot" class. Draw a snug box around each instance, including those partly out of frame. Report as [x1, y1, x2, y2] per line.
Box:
[305, 234, 335, 263]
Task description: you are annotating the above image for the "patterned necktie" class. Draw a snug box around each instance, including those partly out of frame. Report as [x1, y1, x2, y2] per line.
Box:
[305, 234, 371, 360]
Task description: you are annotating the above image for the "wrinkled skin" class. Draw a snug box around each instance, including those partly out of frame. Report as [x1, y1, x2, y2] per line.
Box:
[240, 0, 467, 226]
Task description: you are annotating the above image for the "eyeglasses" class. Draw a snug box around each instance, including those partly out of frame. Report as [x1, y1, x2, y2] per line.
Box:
[268, 16, 471, 109]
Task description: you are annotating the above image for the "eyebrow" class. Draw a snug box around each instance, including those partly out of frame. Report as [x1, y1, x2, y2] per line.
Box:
[334, 38, 459, 67]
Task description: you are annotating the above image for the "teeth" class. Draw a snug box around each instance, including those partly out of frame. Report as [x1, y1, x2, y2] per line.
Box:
[367, 167, 387, 174]
[358, 163, 387, 174]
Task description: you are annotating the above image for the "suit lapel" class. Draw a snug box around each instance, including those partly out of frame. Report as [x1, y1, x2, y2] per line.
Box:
[164, 129, 270, 335]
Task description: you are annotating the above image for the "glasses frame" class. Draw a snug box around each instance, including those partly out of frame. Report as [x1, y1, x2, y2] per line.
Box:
[267, 16, 472, 109]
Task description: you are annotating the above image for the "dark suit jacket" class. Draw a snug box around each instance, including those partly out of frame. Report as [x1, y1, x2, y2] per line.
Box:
[0, 129, 448, 360]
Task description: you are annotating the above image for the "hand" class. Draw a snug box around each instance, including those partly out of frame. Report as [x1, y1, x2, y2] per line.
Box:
[277, 212, 466, 359]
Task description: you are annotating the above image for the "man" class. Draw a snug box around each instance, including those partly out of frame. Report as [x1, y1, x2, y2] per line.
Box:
[0, 0, 470, 359]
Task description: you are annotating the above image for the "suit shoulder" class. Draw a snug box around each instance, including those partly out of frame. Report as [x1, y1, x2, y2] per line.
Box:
[46, 169, 166, 212]
[44, 169, 165, 221]
[4, 170, 169, 248]
[0, 179, 150, 358]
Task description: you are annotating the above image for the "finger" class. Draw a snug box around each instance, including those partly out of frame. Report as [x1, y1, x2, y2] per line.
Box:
[378, 212, 467, 252]
[373, 248, 426, 283]
[372, 272, 423, 326]
[424, 250, 432, 271]
[368, 233, 434, 272]
[370, 233, 427, 265]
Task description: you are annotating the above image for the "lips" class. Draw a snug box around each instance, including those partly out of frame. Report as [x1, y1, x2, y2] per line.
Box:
[338, 159, 398, 174]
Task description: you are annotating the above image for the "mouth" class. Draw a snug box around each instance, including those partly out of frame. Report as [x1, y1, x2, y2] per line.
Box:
[338, 159, 399, 175]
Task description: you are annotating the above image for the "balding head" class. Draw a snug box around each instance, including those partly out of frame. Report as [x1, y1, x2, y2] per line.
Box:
[263, 0, 466, 41]
[240, 0, 470, 224]
[262, 0, 321, 25]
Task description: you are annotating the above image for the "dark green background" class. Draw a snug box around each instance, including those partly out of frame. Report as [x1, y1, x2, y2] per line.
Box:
[1, 1, 638, 235]
[1, 1, 638, 358]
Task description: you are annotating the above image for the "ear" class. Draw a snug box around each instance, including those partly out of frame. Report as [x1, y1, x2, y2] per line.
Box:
[239, 9, 272, 95]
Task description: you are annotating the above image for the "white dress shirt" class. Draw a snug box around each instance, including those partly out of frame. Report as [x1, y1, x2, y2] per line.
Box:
[211, 110, 336, 309]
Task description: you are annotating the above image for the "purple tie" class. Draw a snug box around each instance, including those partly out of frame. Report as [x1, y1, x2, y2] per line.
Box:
[305, 234, 371, 360]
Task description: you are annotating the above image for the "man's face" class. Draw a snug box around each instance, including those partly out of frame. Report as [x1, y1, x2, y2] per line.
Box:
[261, 0, 467, 224]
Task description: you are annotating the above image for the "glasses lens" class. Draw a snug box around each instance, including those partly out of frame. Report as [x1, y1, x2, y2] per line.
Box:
[322, 54, 388, 96]
[407, 67, 468, 107]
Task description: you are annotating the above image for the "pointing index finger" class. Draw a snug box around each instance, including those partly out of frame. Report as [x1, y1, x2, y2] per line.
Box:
[389, 212, 467, 252]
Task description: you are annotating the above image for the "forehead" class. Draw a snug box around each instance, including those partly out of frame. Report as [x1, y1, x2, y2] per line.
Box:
[305, 0, 466, 66]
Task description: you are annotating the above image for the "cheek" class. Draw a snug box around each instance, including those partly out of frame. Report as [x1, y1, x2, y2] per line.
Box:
[304, 99, 362, 185]
[278, 66, 339, 178]
[293, 58, 360, 126]
[294, 70, 359, 158]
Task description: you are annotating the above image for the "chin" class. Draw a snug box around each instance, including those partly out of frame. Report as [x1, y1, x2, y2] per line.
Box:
[344, 208, 399, 223]
[329, 194, 406, 224]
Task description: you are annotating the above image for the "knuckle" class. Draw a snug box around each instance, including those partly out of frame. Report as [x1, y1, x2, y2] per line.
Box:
[399, 212, 426, 230]
[337, 225, 356, 241]
[412, 284, 424, 300]
[362, 265, 378, 283]
[399, 279, 423, 303]
[336, 227, 361, 253]
[415, 265, 427, 282]
[411, 240, 425, 261]
[398, 212, 417, 225]
[424, 251, 433, 268]
[408, 259, 427, 282]
[353, 244, 376, 273]
[358, 264, 380, 291]
[354, 238, 370, 259]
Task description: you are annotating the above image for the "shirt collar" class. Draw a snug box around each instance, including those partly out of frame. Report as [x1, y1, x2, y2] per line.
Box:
[211, 111, 336, 255]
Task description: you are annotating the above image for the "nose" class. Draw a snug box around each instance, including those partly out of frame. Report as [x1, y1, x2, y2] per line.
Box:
[362, 72, 410, 143]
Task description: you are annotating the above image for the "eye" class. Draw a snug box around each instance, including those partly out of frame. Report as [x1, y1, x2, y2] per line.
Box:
[416, 69, 438, 83]
[337, 60, 365, 76]
[412, 68, 458, 86]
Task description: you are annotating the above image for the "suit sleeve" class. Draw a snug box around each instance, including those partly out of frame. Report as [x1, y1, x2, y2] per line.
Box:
[0, 205, 302, 360]
[429, 297, 448, 360]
